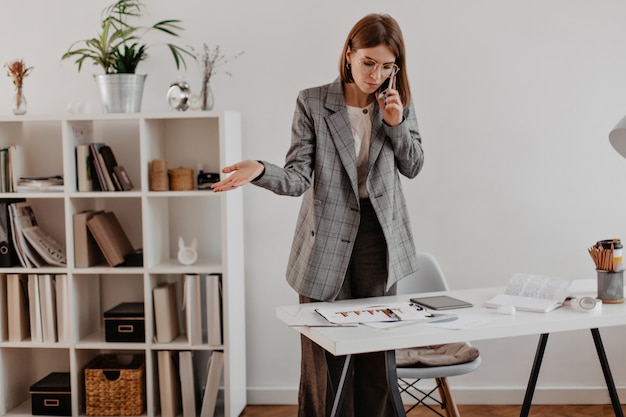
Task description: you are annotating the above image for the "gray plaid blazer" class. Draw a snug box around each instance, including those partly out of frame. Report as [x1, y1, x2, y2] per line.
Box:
[254, 78, 424, 301]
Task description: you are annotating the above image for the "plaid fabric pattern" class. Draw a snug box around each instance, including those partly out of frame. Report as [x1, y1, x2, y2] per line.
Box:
[254, 78, 424, 301]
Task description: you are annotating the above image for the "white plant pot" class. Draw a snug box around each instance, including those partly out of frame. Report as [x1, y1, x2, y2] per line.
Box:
[94, 74, 147, 113]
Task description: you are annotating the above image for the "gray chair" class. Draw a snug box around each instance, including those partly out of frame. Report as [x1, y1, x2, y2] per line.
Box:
[395, 252, 481, 417]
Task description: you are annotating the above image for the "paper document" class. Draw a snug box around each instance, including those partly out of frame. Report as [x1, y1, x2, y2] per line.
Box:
[289, 309, 358, 327]
[315, 302, 451, 325]
[486, 273, 573, 313]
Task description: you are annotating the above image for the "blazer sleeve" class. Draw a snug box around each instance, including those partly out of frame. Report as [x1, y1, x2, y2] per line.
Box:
[384, 100, 424, 179]
[252, 89, 315, 196]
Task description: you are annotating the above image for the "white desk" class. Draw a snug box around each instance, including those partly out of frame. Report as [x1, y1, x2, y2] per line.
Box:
[277, 280, 626, 417]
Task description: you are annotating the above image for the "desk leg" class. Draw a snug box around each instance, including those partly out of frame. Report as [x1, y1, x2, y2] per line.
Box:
[591, 328, 624, 417]
[384, 350, 407, 417]
[520, 333, 549, 417]
[329, 354, 353, 417]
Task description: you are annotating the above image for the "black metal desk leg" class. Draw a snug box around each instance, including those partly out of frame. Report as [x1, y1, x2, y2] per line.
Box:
[520, 333, 550, 417]
[385, 350, 407, 417]
[591, 328, 624, 417]
[329, 354, 353, 417]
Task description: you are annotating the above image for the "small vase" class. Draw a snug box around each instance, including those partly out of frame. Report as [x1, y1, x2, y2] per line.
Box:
[12, 87, 27, 115]
[200, 82, 214, 111]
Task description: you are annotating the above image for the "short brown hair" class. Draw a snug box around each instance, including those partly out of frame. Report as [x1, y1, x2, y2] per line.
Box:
[339, 14, 411, 106]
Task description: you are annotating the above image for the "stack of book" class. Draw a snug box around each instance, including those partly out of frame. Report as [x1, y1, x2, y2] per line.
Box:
[6, 273, 70, 343]
[0, 145, 64, 193]
[157, 350, 224, 417]
[73, 209, 136, 267]
[76, 143, 133, 192]
[0, 200, 66, 268]
[0, 145, 26, 193]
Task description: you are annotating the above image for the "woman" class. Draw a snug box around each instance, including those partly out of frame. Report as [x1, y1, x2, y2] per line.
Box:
[212, 13, 423, 417]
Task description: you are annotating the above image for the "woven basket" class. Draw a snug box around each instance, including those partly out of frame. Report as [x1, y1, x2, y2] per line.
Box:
[169, 167, 194, 191]
[85, 354, 145, 416]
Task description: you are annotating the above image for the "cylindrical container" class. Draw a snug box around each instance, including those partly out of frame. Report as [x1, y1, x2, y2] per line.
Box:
[150, 159, 169, 191]
[94, 74, 146, 113]
[169, 167, 194, 191]
[597, 269, 624, 304]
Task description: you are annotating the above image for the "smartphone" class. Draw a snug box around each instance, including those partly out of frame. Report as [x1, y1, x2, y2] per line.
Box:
[378, 77, 393, 103]
[378, 77, 392, 100]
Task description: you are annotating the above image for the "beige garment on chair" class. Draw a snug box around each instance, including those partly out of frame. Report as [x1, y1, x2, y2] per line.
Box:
[396, 343, 479, 367]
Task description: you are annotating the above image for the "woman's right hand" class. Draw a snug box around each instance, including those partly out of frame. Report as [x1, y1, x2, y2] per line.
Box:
[211, 160, 265, 192]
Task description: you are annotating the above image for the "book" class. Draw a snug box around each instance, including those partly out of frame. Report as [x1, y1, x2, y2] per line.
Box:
[0, 147, 9, 193]
[8, 201, 51, 268]
[7, 273, 29, 341]
[55, 274, 69, 343]
[11, 203, 65, 267]
[157, 350, 181, 417]
[206, 274, 223, 346]
[153, 282, 180, 343]
[8, 145, 25, 193]
[199, 350, 224, 417]
[97, 152, 116, 191]
[88, 143, 110, 191]
[113, 165, 134, 191]
[86, 211, 134, 267]
[183, 274, 202, 345]
[22, 226, 66, 267]
[179, 350, 197, 417]
[99, 145, 126, 191]
[38, 274, 57, 343]
[73, 210, 105, 268]
[27, 273, 43, 343]
[486, 273, 573, 313]
[16, 177, 64, 193]
[76, 144, 93, 192]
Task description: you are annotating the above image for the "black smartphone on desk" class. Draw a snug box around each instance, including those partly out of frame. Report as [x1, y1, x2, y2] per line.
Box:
[410, 295, 473, 310]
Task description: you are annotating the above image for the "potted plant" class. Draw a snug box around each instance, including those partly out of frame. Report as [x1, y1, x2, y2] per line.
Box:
[62, 0, 194, 113]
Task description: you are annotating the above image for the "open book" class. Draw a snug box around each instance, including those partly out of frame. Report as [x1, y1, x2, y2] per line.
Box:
[486, 273, 573, 313]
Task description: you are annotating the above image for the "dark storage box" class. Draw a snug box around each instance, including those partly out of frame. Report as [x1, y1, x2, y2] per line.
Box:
[104, 302, 145, 343]
[30, 372, 71, 416]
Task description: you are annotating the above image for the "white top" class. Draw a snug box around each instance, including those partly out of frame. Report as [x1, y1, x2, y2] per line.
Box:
[347, 102, 374, 199]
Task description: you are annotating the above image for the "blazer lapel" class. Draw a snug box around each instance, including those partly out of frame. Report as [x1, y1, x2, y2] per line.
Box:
[368, 105, 386, 171]
[324, 80, 359, 198]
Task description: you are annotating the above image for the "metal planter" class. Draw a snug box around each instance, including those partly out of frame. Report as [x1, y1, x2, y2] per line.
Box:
[94, 74, 147, 113]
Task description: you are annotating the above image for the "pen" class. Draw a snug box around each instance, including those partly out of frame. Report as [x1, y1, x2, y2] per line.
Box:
[385, 308, 401, 321]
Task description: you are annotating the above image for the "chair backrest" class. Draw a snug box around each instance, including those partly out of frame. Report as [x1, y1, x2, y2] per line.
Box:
[396, 252, 450, 295]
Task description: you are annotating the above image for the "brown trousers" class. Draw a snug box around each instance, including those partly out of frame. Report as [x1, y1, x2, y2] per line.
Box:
[298, 199, 399, 417]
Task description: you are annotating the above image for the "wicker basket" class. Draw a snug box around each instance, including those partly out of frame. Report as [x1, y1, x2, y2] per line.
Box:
[84, 354, 145, 416]
[168, 167, 194, 191]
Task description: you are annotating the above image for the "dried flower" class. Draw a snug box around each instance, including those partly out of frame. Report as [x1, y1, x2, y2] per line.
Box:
[5, 59, 33, 89]
[194, 44, 243, 110]
[196, 44, 243, 86]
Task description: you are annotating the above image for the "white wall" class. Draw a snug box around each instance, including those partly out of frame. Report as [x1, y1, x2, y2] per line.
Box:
[4, 0, 626, 405]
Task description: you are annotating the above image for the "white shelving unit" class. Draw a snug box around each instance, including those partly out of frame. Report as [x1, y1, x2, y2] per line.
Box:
[0, 111, 246, 417]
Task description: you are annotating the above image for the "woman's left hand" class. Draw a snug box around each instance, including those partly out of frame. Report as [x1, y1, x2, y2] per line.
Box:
[376, 76, 403, 126]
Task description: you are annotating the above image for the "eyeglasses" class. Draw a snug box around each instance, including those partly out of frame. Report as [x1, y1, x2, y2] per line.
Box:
[353, 53, 399, 78]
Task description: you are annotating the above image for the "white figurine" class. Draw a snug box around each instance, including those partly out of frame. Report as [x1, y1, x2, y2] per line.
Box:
[177, 237, 198, 265]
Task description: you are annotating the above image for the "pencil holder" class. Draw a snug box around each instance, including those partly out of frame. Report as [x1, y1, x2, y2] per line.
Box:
[597, 269, 624, 304]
